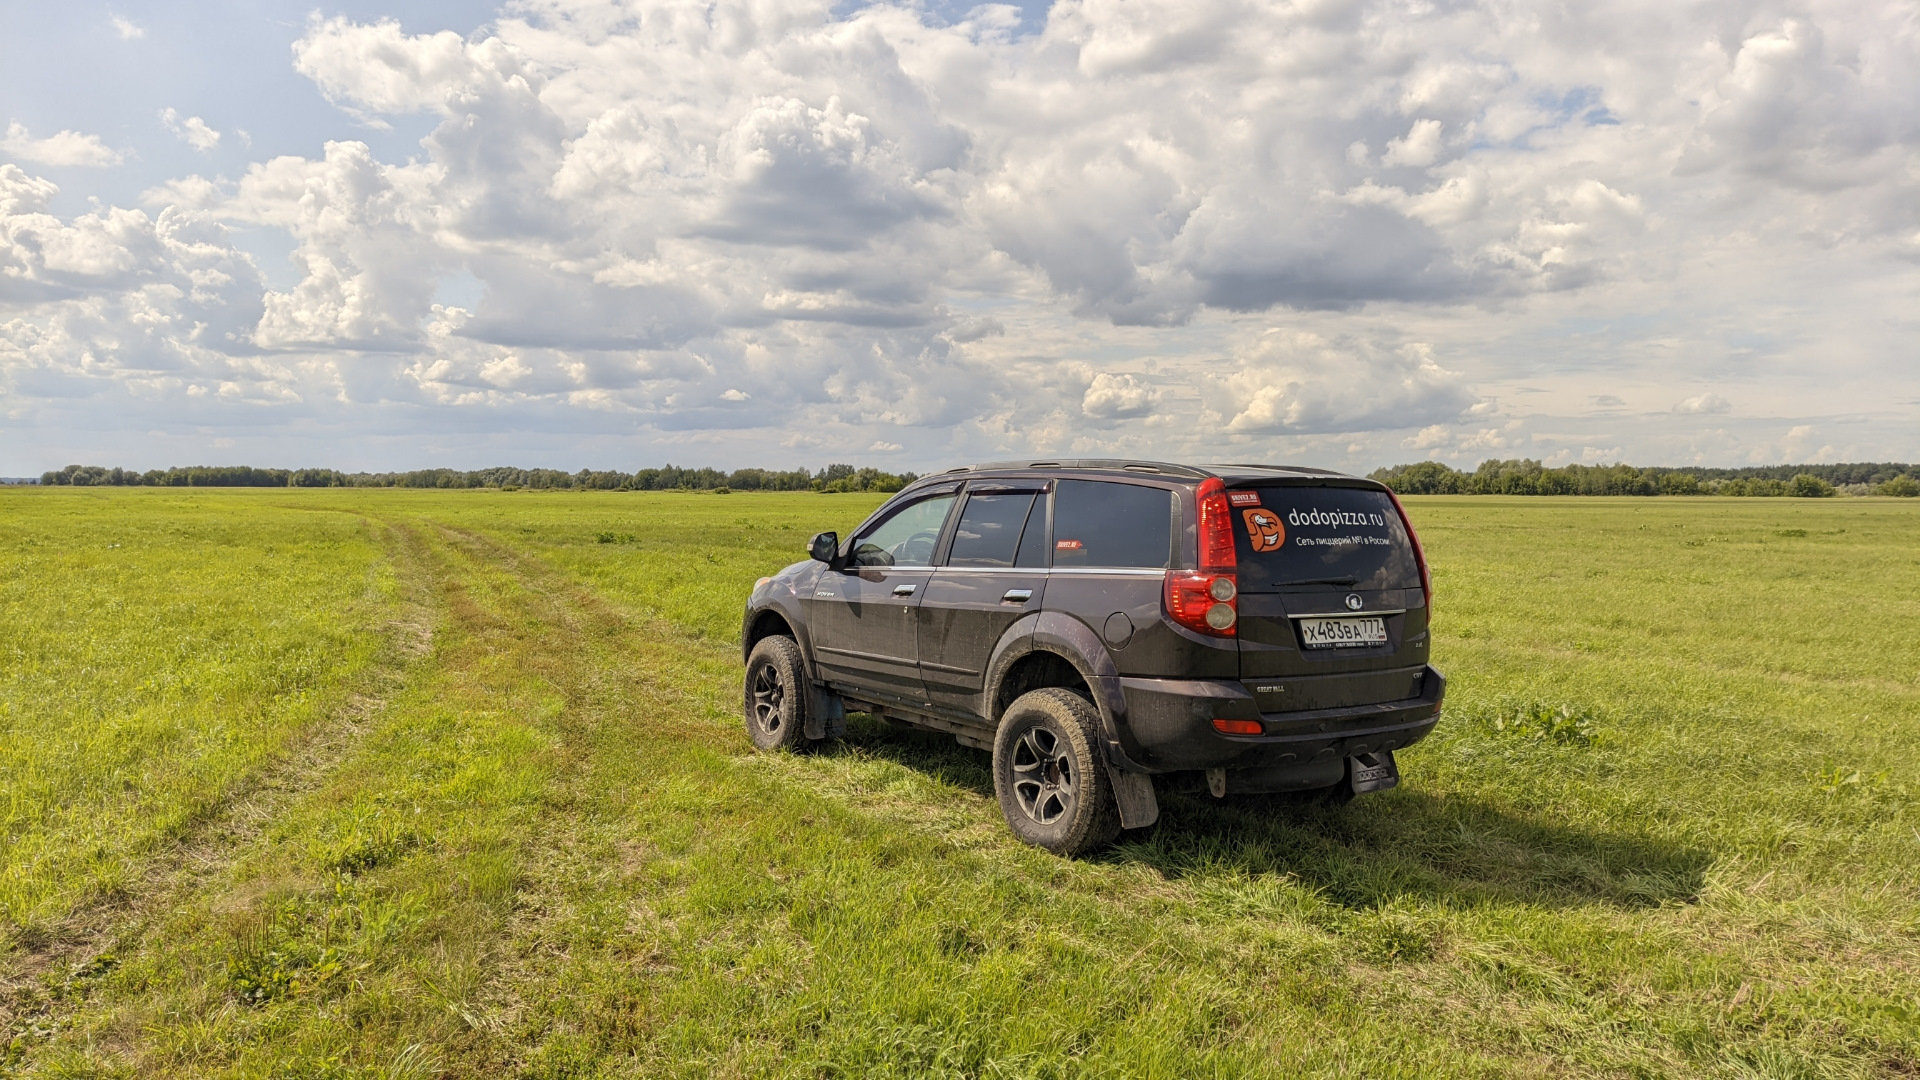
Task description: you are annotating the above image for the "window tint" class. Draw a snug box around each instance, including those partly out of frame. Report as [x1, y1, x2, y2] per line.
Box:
[947, 493, 1038, 568]
[853, 494, 955, 567]
[1232, 486, 1420, 591]
[1013, 496, 1050, 568]
[1050, 480, 1172, 569]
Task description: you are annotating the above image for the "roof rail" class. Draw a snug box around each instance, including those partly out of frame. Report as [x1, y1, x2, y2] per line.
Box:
[958, 458, 1212, 478]
[1203, 463, 1349, 477]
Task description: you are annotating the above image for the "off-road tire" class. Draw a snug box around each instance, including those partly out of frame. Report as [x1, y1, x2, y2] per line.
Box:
[992, 688, 1121, 856]
[743, 635, 814, 752]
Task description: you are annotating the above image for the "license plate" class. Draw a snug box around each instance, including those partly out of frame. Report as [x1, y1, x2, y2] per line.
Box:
[1297, 616, 1388, 648]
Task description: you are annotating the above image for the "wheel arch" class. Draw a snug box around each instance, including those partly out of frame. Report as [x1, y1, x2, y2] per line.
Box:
[742, 602, 818, 684]
[989, 649, 1093, 723]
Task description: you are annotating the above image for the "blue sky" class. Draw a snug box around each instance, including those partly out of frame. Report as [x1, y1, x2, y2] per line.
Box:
[2, 0, 1915, 475]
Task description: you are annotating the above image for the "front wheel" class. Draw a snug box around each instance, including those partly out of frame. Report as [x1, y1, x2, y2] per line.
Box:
[743, 636, 814, 752]
[992, 689, 1121, 856]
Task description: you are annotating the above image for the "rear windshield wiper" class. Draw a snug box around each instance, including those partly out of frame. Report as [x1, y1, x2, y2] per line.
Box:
[1274, 576, 1359, 587]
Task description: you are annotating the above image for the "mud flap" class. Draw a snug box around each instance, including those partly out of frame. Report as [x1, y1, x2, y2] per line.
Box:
[805, 685, 846, 741]
[1108, 767, 1160, 829]
[1349, 750, 1399, 795]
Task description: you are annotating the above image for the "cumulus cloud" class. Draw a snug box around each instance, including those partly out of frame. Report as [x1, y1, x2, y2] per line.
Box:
[1674, 392, 1732, 414]
[159, 109, 221, 151]
[1214, 332, 1475, 436]
[2, 122, 123, 168]
[1383, 120, 1444, 168]
[1082, 371, 1157, 419]
[2, 0, 1917, 469]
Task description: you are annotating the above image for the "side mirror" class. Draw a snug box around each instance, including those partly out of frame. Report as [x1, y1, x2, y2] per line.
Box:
[808, 531, 839, 564]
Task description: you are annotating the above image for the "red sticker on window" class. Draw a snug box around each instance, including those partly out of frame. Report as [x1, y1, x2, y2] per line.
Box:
[1228, 490, 1262, 507]
[1055, 539, 1084, 550]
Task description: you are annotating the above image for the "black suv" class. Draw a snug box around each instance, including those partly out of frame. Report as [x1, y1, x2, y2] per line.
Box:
[741, 460, 1443, 855]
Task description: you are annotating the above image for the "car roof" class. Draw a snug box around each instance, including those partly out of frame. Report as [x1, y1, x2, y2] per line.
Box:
[922, 459, 1368, 485]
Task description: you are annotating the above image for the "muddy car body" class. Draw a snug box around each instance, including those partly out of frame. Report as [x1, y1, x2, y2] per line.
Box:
[741, 460, 1443, 854]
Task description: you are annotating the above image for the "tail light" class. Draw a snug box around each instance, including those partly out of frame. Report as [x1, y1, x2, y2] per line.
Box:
[1384, 487, 1433, 613]
[1166, 477, 1238, 637]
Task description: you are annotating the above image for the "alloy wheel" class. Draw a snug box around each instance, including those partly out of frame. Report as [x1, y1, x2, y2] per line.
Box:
[750, 661, 785, 735]
[1010, 723, 1077, 825]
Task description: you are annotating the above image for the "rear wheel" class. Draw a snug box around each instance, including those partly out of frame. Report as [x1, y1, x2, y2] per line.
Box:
[743, 636, 814, 752]
[992, 689, 1121, 856]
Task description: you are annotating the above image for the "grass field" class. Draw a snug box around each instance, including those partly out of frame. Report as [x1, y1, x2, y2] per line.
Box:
[1, 488, 1915, 1078]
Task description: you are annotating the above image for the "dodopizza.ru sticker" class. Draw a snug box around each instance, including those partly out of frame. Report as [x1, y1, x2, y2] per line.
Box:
[1243, 508, 1285, 552]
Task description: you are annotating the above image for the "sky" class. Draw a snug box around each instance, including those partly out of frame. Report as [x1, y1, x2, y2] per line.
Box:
[1, 0, 1916, 476]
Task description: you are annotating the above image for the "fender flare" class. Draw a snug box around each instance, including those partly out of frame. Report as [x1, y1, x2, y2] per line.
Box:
[988, 611, 1149, 775]
[742, 591, 820, 685]
[978, 610, 1045, 721]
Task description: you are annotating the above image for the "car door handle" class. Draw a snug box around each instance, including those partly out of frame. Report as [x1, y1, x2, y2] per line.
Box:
[893, 584, 917, 596]
[1002, 589, 1033, 603]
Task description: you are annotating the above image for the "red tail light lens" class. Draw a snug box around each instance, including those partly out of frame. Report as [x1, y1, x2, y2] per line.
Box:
[1167, 478, 1240, 636]
[1166, 572, 1236, 636]
[1212, 718, 1262, 735]
[1384, 487, 1433, 614]
[1196, 477, 1238, 574]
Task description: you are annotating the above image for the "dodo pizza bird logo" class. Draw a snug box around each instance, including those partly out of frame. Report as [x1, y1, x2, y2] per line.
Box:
[1243, 509, 1285, 552]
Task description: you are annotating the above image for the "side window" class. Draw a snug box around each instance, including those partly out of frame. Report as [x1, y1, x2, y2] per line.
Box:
[1050, 480, 1173, 569]
[947, 493, 1038, 568]
[852, 494, 956, 567]
[1012, 496, 1049, 568]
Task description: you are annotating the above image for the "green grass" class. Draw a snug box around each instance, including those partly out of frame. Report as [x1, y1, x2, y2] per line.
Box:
[2, 489, 1915, 1077]
[0, 494, 393, 940]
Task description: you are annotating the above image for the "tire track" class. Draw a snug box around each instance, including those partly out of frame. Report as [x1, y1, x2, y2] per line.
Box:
[0, 517, 438, 1063]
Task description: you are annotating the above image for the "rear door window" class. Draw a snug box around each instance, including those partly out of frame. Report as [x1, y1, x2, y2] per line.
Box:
[1232, 486, 1419, 591]
[947, 492, 1039, 568]
[1050, 480, 1172, 569]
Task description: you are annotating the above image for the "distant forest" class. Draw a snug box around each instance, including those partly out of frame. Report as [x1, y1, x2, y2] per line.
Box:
[33, 463, 917, 494]
[26, 459, 1920, 497]
[1369, 460, 1919, 497]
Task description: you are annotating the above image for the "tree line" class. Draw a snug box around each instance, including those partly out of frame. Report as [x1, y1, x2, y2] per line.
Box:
[1369, 460, 1920, 497]
[35, 458, 1920, 497]
[35, 462, 919, 493]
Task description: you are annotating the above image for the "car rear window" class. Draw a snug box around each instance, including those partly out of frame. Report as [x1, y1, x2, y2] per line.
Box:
[1231, 486, 1420, 591]
[1051, 480, 1172, 569]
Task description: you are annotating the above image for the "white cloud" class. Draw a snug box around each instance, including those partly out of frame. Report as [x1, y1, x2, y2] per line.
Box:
[159, 109, 220, 152]
[1383, 120, 1444, 168]
[1, 123, 123, 168]
[1673, 393, 1731, 414]
[292, 18, 499, 116]
[1, 0, 1917, 472]
[1216, 332, 1474, 436]
[1082, 372, 1158, 419]
[111, 15, 144, 40]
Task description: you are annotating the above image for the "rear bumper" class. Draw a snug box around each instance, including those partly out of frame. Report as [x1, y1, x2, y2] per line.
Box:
[1113, 666, 1445, 773]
